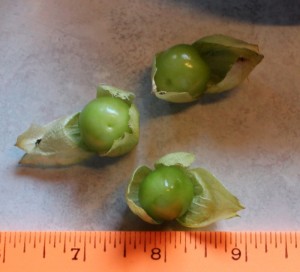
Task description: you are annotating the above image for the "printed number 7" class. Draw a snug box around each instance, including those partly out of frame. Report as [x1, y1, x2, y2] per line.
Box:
[71, 248, 80, 260]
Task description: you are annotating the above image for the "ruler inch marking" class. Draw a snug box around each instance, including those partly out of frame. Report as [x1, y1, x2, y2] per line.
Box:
[174, 232, 177, 249]
[133, 232, 136, 249]
[204, 232, 207, 258]
[74, 232, 77, 248]
[123, 232, 127, 258]
[184, 232, 187, 253]
[164, 231, 167, 263]
[285, 232, 288, 259]
[138, 231, 142, 245]
[13, 232, 16, 248]
[33, 232, 37, 249]
[149, 231, 152, 245]
[143, 232, 147, 252]
[38, 232, 42, 244]
[23, 232, 26, 253]
[93, 233, 97, 249]
[53, 232, 56, 248]
[234, 232, 237, 247]
[179, 231, 182, 245]
[255, 232, 258, 248]
[214, 232, 217, 249]
[224, 232, 228, 252]
[63, 232, 67, 253]
[83, 232, 87, 262]
[43, 232, 46, 259]
[2, 232, 6, 263]
[245, 232, 248, 262]
[265, 232, 268, 253]
[103, 232, 107, 252]
[114, 232, 117, 248]
[259, 232, 262, 245]
[88, 232, 91, 245]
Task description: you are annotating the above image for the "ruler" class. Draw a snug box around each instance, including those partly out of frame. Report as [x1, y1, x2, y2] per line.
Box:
[0, 231, 299, 271]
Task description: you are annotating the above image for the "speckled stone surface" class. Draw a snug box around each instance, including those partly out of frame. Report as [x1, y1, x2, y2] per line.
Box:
[0, 0, 299, 231]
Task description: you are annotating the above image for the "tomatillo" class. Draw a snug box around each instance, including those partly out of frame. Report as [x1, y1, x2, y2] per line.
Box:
[15, 85, 139, 166]
[79, 96, 131, 154]
[126, 152, 244, 228]
[138, 165, 194, 221]
[153, 44, 210, 102]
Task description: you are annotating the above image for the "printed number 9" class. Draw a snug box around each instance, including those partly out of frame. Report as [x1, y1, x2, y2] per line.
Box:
[231, 248, 241, 261]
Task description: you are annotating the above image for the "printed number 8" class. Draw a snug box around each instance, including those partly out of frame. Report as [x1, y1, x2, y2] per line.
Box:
[151, 248, 161, 260]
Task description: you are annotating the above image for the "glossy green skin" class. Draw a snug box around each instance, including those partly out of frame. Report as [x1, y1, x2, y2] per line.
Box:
[79, 96, 131, 153]
[138, 165, 194, 221]
[154, 44, 210, 97]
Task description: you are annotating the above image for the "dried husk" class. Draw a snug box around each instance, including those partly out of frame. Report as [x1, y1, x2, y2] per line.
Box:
[16, 113, 93, 166]
[193, 34, 264, 93]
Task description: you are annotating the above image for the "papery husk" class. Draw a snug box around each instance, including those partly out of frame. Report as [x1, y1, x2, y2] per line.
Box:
[126, 166, 161, 224]
[193, 34, 264, 93]
[154, 152, 195, 168]
[177, 167, 244, 228]
[97, 84, 136, 103]
[15, 113, 94, 166]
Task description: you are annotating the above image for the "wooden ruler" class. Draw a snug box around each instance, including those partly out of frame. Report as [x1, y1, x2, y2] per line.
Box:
[0, 231, 299, 271]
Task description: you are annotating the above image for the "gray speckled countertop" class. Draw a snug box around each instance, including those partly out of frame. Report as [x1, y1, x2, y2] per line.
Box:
[1, 0, 299, 231]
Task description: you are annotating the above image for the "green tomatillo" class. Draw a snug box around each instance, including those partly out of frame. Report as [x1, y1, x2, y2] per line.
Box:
[138, 165, 194, 221]
[153, 44, 210, 103]
[79, 96, 131, 154]
[126, 152, 244, 227]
